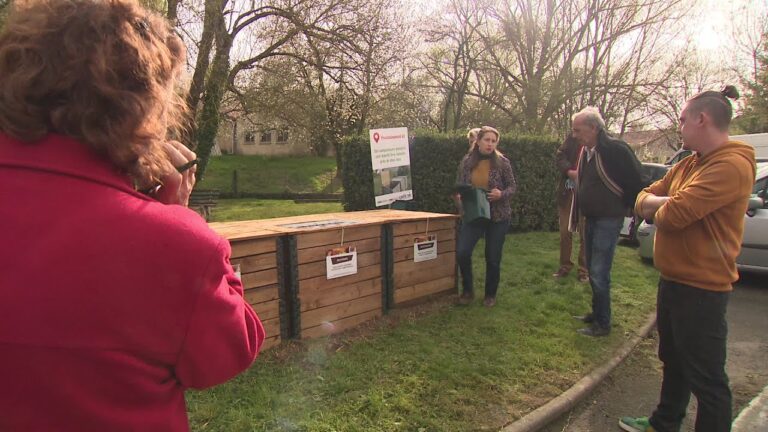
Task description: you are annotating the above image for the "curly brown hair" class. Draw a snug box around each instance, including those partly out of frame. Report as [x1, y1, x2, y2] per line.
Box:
[0, 0, 187, 186]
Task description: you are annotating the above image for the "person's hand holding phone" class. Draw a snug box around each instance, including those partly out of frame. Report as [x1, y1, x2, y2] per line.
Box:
[154, 140, 197, 206]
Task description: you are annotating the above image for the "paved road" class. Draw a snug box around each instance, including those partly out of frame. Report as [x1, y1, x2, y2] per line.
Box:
[543, 272, 768, 432]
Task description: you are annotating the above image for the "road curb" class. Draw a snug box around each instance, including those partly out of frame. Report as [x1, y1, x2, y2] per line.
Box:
[732, 384, 768, 432]
[501, 313, 657, 432]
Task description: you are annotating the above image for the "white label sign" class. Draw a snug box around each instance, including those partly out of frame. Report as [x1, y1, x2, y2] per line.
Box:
[413, 235, 438, 263]
[370, 127, 413, 207]
[325, 247, 358, 279]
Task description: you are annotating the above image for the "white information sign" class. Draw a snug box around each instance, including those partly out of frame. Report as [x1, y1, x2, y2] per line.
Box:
[325, 247, 358, 279]
[369, 127, 413, 207]
[413, 235, 438, 263]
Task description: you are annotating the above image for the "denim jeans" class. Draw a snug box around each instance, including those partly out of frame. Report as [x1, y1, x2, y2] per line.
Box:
[650, 279, 732, 432]
[583, 216, 623, 329]
[456, 219, 508, 299]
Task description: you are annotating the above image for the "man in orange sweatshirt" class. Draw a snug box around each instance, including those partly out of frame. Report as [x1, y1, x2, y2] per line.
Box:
[619, 86, 756, 432]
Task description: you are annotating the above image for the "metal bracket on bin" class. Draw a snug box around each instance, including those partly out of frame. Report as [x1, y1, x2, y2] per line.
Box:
[454, 218, 460, 294]
[280, 235, 300, 340]
[381, 224, 394, 312]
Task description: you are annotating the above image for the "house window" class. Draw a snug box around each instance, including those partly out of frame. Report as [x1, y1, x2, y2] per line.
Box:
[276, 129, 289, 144]
[260, 130, 272, 145]
[244, 131, 256, 145]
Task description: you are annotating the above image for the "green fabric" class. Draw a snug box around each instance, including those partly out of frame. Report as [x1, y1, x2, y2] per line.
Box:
[455, 185, 490, 223]
[618, 416, 654, 432]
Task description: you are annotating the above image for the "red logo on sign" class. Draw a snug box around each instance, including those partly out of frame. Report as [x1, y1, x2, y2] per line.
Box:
[373, 132, 380, 143]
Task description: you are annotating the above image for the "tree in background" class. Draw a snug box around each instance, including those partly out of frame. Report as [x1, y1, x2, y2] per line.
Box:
[735, 33, 768, 133]
[419, 0, 487, 132]
[165, 0, 407, 179]
[101, 0, 768, 170]
[0, 0, 10, 28]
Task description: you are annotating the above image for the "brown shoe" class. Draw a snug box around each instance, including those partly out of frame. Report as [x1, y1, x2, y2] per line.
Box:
[552, 268, 570, 278]
[483, 297, 496, 308]
[578, 274, 590, 283]
[457, 292, 474, 305]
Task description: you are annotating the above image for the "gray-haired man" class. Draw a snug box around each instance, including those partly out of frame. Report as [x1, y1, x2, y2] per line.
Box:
[570, 107, 643, 337]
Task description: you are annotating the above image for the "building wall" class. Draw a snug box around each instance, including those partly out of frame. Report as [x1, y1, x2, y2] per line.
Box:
[215, 119, 313, 156]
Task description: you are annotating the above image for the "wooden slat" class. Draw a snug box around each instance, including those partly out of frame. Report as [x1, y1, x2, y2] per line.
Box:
[302, 309, 381, 339]
[261, 317, 281, 339]
[209, 221, 281, 241]
[300, 293, 381, 329]
[393, 240, 455, 262]
[394, 251, 455, 277]
[391, 219, 456, 236]
[244, 284, 279, 304]
[297, 251, 381, 281]
[299, 279, 382, 311]
[296, 225, 381, 249]
[297, 237, 380, 264]
[298, 265, 381, 294]
[392, 228, 455, 250]
[231, 252, 276, 273]
[230, 238, 277, 258]
[242, 268, 278, 290]
[251, 298, 280, 321]
[394, 276, 456, 304]
[261, 336, 281, 351]
[394, 254, 456, 288]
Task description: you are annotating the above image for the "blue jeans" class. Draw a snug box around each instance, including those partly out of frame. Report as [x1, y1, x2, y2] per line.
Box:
[456, 219, 508, 299]
[584, 216, 623, 329]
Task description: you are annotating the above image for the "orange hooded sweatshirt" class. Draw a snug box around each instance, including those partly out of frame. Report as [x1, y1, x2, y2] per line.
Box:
[635, 141, 756, 292]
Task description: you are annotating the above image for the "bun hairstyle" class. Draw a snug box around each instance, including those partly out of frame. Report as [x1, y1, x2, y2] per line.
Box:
[467, 127, 481, 153]
[721, 85, 740, 100]
[689, 85, 740, 131]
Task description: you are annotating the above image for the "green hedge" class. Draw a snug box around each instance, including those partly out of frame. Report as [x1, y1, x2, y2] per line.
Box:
[340, 132, 560, 231]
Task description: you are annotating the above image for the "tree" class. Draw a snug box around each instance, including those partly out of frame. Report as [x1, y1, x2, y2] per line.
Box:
[419, 0, 487, 132]
[0, 0, 10, 28]
[173, 0, 379, 178]
[735, 33, 768, 133]
[477, 0, 688, 134]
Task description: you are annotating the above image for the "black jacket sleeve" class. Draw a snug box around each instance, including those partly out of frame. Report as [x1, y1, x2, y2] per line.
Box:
[599, 132, 644, 208]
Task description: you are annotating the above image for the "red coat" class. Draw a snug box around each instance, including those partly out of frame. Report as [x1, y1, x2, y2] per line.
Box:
[0, 133, 265, 431]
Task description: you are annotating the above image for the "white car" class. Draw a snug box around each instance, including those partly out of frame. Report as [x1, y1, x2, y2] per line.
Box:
[637, 161, 768, 274]
[620, 162, 670, 243]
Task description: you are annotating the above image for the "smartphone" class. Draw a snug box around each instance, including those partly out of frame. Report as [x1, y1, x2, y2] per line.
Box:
[176, 159, 199, 173]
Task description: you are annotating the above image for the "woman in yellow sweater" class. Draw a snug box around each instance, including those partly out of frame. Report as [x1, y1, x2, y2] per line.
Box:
[455, 126, 517, 307]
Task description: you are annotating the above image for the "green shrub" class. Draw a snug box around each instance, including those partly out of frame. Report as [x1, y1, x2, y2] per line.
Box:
[340, 132, 560, 231]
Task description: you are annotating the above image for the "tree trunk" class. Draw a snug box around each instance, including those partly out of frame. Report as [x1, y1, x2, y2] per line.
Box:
[194, 24, 232, 180]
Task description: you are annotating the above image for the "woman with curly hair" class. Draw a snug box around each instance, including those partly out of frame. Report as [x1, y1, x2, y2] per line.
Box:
[0, 1, 264, 430]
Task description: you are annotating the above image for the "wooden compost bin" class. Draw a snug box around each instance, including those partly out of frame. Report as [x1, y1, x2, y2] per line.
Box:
[209, 222, 285, 350]
[210, 210, 459, 343]
[258, 212, 388, 340]
[386, 212, 458, 306]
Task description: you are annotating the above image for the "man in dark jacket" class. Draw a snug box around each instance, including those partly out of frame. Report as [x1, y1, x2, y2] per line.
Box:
[554, 135, 588, 282]
[570, 107, 643, 337]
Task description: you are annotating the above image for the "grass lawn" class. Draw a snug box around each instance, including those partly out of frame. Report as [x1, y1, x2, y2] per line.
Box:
[209, 199, 344, 222]
[197, 155, 338, 195]
[186, 232, 659, 431]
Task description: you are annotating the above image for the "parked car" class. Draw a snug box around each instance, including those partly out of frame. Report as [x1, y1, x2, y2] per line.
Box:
[619, 162, 670, 243]
[638, 162, 768, 274]
[665, 148, 693, 165]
